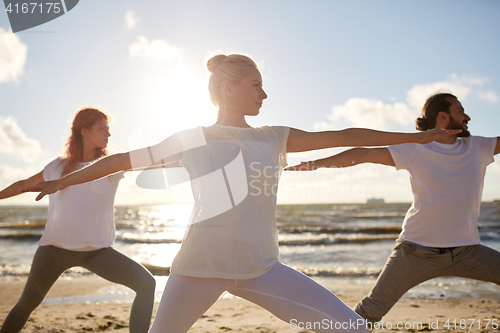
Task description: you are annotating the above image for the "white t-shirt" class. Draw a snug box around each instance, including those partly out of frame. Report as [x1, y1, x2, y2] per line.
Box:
[171, 125, 290, 279]
[388, 136, 497, 247]
[39, 157, 124, 250]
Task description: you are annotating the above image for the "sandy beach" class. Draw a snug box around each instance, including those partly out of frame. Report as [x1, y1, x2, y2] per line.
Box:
[1, 277, 499, 333]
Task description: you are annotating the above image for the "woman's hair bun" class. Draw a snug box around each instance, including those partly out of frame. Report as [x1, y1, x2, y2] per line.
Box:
[207, 54, 227, 73]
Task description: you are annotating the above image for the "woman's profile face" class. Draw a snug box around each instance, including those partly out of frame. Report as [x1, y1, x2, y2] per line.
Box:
[82, 118, 110, 149]
[229, 68, 268, 116]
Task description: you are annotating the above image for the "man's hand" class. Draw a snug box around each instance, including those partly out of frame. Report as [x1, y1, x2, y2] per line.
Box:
[285, 161, 320, 171]
[416, 128, 462, 144]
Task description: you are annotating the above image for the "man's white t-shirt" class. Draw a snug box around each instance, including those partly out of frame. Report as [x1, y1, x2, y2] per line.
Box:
[388, 136, 497, 247]
[39, 158, 124, 250]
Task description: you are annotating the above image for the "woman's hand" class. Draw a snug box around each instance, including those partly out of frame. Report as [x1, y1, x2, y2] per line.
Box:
[284, 161, 320, 171]
[416, 128, 462, 144]
[21, 180, 62, 201]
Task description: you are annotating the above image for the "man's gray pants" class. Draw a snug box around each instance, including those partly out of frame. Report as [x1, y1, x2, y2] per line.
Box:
[354, 239, 500, 323]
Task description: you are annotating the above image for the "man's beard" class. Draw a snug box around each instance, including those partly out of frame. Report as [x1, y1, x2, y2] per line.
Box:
[447, 117, 471, 137]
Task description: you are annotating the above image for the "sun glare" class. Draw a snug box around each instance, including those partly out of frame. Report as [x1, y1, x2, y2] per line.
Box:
[127, 62, 215, 148]
[153, 64, 214, 137]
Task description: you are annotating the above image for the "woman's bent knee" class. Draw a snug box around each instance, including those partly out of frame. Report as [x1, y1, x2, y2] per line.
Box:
[137, 273, 156, 296]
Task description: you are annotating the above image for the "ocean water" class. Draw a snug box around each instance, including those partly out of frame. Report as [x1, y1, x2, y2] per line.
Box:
[1, 202, 500, 303]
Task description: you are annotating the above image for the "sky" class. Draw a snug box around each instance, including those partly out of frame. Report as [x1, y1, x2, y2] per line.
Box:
[0, 0, 499, 206]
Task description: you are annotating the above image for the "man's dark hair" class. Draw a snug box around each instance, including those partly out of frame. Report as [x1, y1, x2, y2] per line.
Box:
[416, 92, 457, 131]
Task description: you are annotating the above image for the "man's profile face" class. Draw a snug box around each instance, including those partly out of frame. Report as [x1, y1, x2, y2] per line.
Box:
[446, 97, 471, 137]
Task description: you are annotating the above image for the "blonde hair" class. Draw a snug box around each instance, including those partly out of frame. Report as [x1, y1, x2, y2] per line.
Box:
[207, 54, 259, 106]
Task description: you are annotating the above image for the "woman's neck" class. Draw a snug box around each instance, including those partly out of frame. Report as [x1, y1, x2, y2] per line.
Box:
[215, 107, 251, 128]
[82, 147, 99, 162]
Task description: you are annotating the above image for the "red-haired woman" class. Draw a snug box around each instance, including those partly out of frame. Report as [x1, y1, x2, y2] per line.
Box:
[0, 108, 155, 333]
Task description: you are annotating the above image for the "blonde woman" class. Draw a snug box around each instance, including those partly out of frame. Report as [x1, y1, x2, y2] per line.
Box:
[23, 55, 459, 333]
[0, 108, 155, 333]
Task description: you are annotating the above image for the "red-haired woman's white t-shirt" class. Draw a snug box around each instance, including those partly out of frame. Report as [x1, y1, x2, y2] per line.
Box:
[39, 158, 124, 251]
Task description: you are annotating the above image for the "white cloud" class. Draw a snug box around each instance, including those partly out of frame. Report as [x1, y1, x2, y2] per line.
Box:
[0, 164, 36, 185]
[313, 121, 333, 130]
[125, 10, 139, 29]
[405, 74, 485, 111]
[320, 98, 414, 129]
[477, 90, 498, 103]
[0, 27, 28, 85]
[0, 164, 49, 205]
[129, 36, 180, 62]
[406, 82, 471, 112]
[448, 73, 487, 87]
[0, 117, 43, 162]
[317, 74, 498, 129]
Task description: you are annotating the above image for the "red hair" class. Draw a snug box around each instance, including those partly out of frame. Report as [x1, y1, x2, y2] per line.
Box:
[62, 108, 108, 176]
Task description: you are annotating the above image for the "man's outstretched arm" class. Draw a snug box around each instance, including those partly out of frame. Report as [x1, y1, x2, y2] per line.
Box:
[285, 147, 395, 171]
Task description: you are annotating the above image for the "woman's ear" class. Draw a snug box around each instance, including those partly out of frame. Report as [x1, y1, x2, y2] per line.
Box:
[221, 80, 233, 98]
[80, 127, 89, 139]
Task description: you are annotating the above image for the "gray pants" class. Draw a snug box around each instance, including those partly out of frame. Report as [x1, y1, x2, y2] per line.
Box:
[0, 245, 156, 333]
[354, 239, 500, 323]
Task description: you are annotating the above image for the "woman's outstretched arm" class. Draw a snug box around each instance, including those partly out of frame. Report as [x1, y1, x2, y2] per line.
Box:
[0, 171, 44, 200]
[286, 128, 461, 153]
[21, 153, 130, 201]
[285, 147, 394, 171]
[21, 134, 183, 201]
